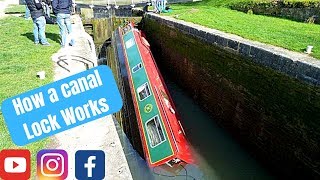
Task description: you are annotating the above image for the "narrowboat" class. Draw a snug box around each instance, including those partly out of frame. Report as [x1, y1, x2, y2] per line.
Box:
[114, 23, 195, 167]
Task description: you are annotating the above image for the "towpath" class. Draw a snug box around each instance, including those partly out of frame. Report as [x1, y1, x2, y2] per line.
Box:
[0, 0, 13, 18]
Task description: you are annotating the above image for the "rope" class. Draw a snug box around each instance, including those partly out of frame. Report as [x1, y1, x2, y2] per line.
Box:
[152, 164, 197, 180]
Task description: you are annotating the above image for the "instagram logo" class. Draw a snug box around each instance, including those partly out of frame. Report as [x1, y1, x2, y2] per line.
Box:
[37, 150, 68, 179]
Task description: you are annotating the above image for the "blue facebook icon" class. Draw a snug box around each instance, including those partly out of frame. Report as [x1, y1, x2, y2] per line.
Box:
[75, 150, 105, 179]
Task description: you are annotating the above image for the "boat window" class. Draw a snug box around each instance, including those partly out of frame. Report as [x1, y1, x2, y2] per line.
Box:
[146, 115, 166, 147]
[132, 63, 143, 73]
[122, 24, 132, 35]
[137, 83, 151, 101]
[125, 38, 135, 49]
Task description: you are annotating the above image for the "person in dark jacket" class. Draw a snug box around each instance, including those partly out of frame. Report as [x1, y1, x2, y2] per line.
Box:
[26, 0, 50, 46]
[52, 0, 74, 48]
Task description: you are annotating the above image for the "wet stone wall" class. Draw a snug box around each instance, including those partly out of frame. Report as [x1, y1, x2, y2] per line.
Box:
[104, 35, 144, 157]
[142, 14, 320, 179]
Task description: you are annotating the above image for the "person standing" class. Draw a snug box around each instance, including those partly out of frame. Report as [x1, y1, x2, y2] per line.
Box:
[24, 0, 31, 20]
[52, 0, 74, 48]
[26, 0, 50, 46]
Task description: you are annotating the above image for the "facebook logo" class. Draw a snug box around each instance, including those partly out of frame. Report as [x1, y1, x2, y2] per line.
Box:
[75, 150, 105, 180]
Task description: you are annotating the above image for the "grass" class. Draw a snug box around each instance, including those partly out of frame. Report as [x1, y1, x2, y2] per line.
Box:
[0, 15, 60, 176]
[166, 0, 320, 59]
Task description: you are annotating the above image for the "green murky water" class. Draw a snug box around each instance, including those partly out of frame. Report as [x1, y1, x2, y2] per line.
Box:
[115, 75, 274, 180]
[163, 77, 273, 180]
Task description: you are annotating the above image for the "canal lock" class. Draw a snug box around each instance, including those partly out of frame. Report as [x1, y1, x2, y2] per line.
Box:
[80, 12, 145, 160]
[77, 5, 286, 180]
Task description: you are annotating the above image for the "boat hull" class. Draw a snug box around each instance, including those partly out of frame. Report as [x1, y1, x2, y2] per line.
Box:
[115, 23, 194, 167]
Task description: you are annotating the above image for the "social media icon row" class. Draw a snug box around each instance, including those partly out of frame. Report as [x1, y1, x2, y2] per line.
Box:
[0, 149, 105, 180]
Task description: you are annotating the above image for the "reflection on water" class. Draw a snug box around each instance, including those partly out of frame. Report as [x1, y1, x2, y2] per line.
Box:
[164, 77, 274, 180]
[116, 76, 274, 180]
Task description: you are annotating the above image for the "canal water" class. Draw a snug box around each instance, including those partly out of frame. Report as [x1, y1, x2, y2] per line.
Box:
[114, 74, 274, 180]
[163, 77, 273, 180]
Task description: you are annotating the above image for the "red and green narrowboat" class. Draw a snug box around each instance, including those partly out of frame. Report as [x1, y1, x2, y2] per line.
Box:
[114, 23, 194, 167]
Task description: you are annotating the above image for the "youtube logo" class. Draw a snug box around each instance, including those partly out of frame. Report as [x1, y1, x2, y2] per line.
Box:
[5, 157, 26, 173]
[0, 149, 30, 180]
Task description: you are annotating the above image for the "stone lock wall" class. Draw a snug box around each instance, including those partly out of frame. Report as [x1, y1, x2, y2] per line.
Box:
[142, 14, 320, 179]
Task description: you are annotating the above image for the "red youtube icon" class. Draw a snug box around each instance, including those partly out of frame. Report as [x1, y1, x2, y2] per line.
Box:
[0, 149, 30, 180]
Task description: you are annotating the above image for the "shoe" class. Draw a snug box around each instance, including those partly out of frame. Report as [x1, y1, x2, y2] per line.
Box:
[34, 42, 39, 45]
[41, 42, 51, 46]
[69, 40, 75, 46]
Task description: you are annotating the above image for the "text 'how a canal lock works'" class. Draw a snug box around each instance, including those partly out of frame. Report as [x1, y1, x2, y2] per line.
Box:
[1, 65, 123, 146]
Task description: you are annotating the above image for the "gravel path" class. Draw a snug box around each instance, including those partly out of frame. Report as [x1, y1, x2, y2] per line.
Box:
[0, 0, 11, 18]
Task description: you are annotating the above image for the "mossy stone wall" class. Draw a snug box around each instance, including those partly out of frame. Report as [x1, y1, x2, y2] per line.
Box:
[142, 17, 320, 179]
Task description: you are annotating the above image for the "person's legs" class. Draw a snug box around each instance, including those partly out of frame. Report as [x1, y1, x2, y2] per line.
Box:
[36, 16, 49, 45]
[64, 14, 74, 46]
[24, 0, 30, 19]
[57, 14, 67, 47]
[25, 6, 31, 19]
[33, 19, 39, 44]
